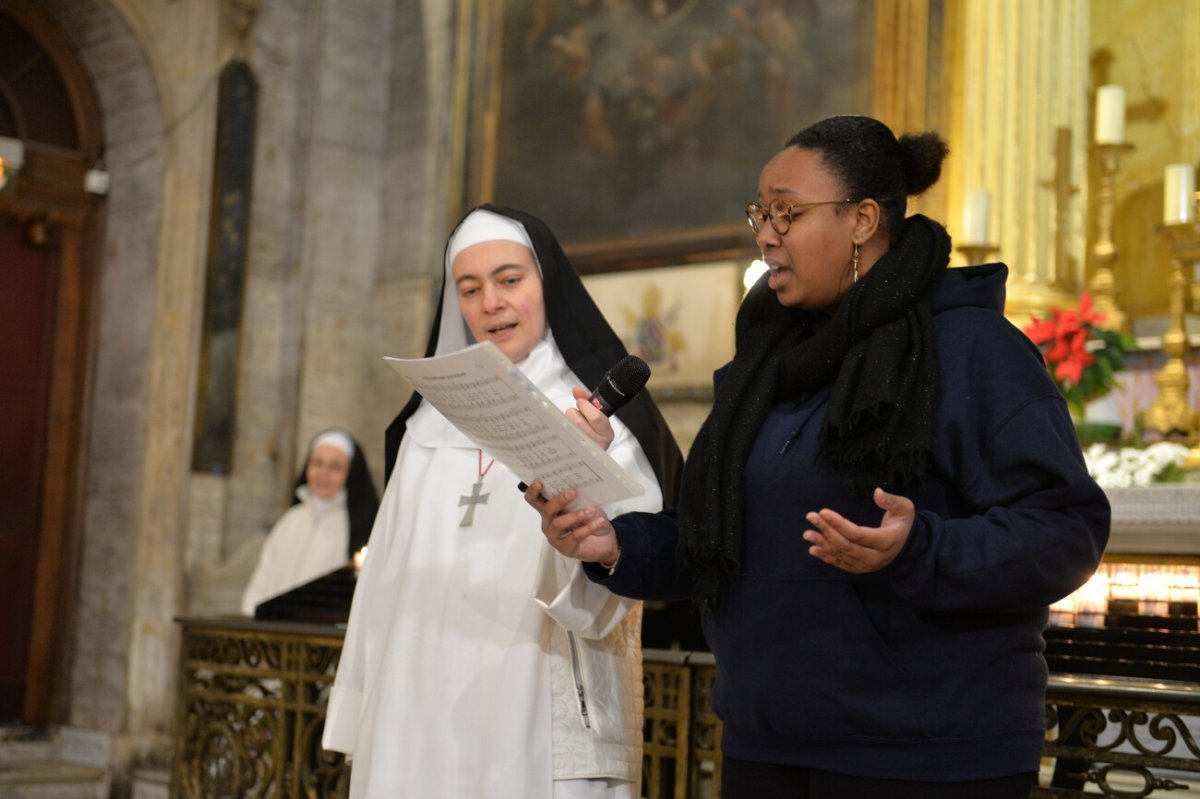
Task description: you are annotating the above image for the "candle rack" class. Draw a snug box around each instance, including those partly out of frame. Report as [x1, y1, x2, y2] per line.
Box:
[1046, 561, 1200, 681]
[1087, 142, 1134, 333]
[1144, 212, 1200, 471]
[1045, 614, 1200, 682]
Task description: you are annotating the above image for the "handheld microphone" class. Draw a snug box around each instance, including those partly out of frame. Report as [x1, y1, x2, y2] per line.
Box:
[518, 355, 651, 494]
[588, 355, 651, 416]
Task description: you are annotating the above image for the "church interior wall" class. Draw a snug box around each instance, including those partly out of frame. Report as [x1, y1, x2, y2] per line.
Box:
[37, 0, 231, 774]
[10, 0, 452, 782]
[364, 0, 460, 470]
[208, 0, 313, 579]
[181, 0, 458, 622]
[35, 0, 173, 747]
[5, 0, 1199, 793]
[289, 0, 393, 460]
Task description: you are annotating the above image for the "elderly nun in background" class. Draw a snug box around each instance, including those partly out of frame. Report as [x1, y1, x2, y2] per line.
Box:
[323, 205, 682, 798]
[241, 428, 379, 616]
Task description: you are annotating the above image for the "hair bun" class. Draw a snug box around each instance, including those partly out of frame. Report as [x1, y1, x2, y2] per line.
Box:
[898, 132, 949, 196]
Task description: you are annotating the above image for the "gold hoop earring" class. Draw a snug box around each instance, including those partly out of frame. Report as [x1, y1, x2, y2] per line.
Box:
[852, 242, 860, 284]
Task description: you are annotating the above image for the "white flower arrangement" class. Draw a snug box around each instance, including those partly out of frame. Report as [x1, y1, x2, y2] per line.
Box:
[1082, 441, 1189, 488]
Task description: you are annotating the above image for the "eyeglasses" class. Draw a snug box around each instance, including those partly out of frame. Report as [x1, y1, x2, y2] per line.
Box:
[746, 198, 855, 235]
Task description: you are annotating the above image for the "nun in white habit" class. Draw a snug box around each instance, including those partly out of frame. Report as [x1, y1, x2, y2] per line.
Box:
[323, 205, 682, 798]
[241, 428, 378, 616]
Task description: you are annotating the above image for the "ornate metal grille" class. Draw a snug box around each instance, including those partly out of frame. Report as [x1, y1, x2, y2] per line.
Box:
[1037, 676, 1200, 798]
[172, 619, 1200, 798]
[172, 619, 349, 799]
[642, 653, 690, 798]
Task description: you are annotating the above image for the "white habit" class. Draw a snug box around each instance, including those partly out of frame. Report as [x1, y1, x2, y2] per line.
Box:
[322, 338, 662, 799]
[241, 487, 349, 615]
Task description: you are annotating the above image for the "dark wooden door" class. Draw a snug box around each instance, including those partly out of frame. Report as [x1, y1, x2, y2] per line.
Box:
[1, 0, 105, 724]
[0, 217, 59, 720]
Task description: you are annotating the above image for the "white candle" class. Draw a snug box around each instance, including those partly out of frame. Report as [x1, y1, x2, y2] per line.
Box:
[1094, 85, 1126, 144]
[962, 188, 990, 243]
[1163, 163, 1196, 224]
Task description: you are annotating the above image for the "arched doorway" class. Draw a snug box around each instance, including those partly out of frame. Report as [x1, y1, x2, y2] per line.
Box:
[0, 0, 103, 724]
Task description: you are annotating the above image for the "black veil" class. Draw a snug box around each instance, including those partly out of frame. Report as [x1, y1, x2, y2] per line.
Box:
[383, 203, 682, 503]
[292, 429, 380, 558]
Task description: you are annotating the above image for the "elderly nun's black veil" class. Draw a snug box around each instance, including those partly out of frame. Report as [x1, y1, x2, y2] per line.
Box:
[292, 430, 380, 558]
[384, 203, 682, 503]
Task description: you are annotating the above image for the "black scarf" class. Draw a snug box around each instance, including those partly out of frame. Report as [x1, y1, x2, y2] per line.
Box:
[677, 214, 951, 612]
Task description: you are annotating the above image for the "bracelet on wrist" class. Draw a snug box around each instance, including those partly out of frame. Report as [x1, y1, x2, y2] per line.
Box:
[598, 547, 621, 576]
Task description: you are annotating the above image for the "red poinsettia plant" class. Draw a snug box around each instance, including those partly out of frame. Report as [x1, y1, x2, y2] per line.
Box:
[1022, 292, 1128, 417]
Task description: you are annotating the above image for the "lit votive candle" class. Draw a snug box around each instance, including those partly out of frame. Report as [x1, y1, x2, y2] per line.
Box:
[1169, 568, 1200, 628]
[1138, 569, 1171, 617]
[1094, 85, 1126, 144]
[1163, 163, 1196, 224]
[1074, 570, 1110, 628]
[1049, 594, 1077, 628]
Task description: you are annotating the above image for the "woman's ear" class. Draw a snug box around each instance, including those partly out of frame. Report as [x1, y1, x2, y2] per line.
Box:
[853, 198, 882, 243]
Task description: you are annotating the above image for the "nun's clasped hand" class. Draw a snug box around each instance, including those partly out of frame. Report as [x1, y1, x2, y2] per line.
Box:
[803, 487, 916, 573]
[524, 482, 621, 565]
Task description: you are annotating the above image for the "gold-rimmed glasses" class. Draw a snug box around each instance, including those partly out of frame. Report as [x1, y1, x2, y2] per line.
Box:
[746, 198, 855, 235]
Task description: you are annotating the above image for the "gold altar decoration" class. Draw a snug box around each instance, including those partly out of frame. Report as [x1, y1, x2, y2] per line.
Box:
[955, 243, 1000, 267]
[1087, 143, 1135, 334]
[1143, 218, 1200, 470]
[946, 3, 1089, 323]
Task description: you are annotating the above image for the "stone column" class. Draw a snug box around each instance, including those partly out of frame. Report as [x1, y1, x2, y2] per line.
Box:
[290, 0, 393, 458]
[365, 0, 459, 452]
[122, 1, 222, 761]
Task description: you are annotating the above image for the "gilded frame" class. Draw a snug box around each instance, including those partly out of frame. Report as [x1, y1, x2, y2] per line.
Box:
[581, 260, 742, 396]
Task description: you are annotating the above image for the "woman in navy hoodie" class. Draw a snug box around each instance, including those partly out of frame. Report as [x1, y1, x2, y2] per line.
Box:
[526, 115, 1110, 799]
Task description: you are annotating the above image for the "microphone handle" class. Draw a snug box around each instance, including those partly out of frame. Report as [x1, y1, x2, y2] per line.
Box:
[588, 377, 626, 416]
[587, 392, 616, 416]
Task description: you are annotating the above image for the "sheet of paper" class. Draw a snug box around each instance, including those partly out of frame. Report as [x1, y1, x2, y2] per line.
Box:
[384, 342, 644, 509]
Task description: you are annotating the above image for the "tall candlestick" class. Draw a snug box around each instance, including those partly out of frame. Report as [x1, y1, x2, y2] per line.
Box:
[1146, 220, 1200, 444]
[1087, 142, 1134, 332]
[962, 188, 990, 244]
[1094, 85, 1126, 144]
[1164, 163, 1196, 224]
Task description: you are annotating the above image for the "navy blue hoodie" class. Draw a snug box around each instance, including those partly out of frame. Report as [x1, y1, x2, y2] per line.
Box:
[591, 264, 1110, 781]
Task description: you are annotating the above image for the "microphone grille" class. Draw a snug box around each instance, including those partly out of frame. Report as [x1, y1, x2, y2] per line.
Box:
[608, 355, 650, 396]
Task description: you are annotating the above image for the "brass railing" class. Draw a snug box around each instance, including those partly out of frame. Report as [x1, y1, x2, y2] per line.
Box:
[172, 618, 348, 798]
[1037, 675, 1200, 798]
[641, 650, 721, 799]
[172, 618, 1200, 798]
